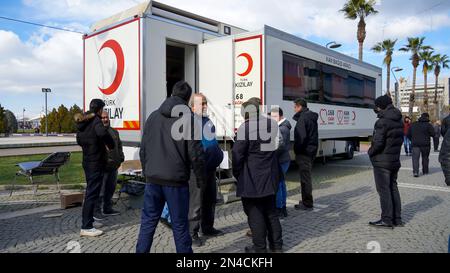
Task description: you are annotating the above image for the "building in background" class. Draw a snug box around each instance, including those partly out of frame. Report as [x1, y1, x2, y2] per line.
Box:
[392, 77, 450, 119]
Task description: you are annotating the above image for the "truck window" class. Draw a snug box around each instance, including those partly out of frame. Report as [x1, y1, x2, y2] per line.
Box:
[283, 52, 376, 108]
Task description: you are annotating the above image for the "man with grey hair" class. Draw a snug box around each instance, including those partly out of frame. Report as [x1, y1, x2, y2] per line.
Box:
[93, 111, 124, 220]
[188, 93, 224, 247]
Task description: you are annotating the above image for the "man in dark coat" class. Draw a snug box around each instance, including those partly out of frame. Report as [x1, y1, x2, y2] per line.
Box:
[93, 111, 125, 220]
[232, 97, 283, 253]
[188, 93, 224, 247]
[76, 99, 115, 237]
[368, 95, 403, 229]
[136, 81, 206, 254]
[439, 129, 450, 186]
[441, 113, 450, 137]
[270, 107, 291, 218]
[292, 98, 318, 211]
[407, 113, 435, 177]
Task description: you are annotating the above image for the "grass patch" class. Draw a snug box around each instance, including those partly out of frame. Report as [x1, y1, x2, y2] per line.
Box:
[0, 152, 85, 186]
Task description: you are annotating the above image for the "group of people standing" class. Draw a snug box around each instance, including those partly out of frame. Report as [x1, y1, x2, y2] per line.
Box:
[75, 86, 450, 252]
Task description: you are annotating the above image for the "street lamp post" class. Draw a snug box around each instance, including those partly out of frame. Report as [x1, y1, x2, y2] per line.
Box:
[391, 67, 403, 109]
[22, 108, 25, 133]
[42, 88, 51, 137]
[326, 41, 342, 49]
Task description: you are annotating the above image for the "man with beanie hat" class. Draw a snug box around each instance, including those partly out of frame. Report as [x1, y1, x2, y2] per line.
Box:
[407, 112, 435, 177]
[368, 95, 404, 228]
[76, 98, 115, 237]
[137, 81, 206, 253]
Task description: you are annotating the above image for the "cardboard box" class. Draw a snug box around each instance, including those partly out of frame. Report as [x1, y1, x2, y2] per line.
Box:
[60, 192, 85, 209]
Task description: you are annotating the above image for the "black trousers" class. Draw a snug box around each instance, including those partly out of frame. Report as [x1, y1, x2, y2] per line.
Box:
[82, 166, 104, 229]
[242, 195, 283, 252]
[373, 167, 402, 225]
[412, 146, 431, 174]
[433, 137, 440, 151]
[95, 169, 118, 212]
[296, 155, 314, 207]
[188, 170, 217, 235]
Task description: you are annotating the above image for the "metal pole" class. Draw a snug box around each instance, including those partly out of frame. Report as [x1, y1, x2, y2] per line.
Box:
[45, 92, 48, 137]
[23, 108, 25, 133]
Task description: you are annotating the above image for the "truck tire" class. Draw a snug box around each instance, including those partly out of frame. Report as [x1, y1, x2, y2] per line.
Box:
[344, 143, 354, 160]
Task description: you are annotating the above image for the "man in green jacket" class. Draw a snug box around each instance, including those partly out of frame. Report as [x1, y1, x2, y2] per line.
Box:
[94, 111, 125, 219]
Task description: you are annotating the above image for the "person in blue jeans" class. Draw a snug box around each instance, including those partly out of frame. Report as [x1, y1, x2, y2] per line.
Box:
[136, 81, 206, 253]
[270, 107, 292, 218]
[403, 116, 412, 156]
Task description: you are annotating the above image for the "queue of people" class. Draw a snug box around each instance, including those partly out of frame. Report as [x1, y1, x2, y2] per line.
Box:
[75, 86, 450, 252]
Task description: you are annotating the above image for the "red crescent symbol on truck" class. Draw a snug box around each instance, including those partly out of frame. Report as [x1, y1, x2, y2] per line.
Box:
[352, 111, 356, 121]
[98, 39, 125, 95]
[237, 53, 253, 77]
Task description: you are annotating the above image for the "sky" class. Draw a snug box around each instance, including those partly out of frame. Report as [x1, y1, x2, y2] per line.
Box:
[1, 0, 450, 118]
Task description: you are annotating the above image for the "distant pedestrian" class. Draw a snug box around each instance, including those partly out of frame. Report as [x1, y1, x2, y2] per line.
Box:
[407, 113, 435, 177]
[93, 111, 125, 221]
[433, 121, 441, 152]
[439, 129, 450, 186]
[403, 116, 412, 156]
[232, 97, 283, 253]
[136, 81, 206, 254]
[368, 95, 403, 229]
[270, 107, 291, 218]
[76, 99, 115, 237]
[292, 98, 318, 211]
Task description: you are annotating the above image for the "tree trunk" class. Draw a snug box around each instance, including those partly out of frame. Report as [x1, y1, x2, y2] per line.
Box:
[386, 62, 391, 97]
[434, 72, 440, 119]
[424, 72, 428, 113]
[409, 66, 417, 117]
[357, 18, 366, 62]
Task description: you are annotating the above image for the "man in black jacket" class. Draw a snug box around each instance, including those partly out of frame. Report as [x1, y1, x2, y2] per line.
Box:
[439, 129, 450, 186]
[368, 95, 403, 229]
[93, 111, 125, 220]
[76, 99, 115, 237]
[136, 81, 206, 254]
[292, 98, 318, 211]
[408, 113, 435, 177]
[441, 113, 450, 137]
[233, 97, 283, 253]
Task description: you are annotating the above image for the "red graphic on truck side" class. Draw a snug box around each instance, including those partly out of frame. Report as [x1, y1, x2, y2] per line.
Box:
[98, 39, 125, 95]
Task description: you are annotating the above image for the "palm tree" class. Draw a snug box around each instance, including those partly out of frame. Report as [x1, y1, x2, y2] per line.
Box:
[432, 54, 450, 118]
[340, 0, 378, 61]
[419, 49, 434, 113]
[399, 37, 433, 117]
[371, 39, 397, 97]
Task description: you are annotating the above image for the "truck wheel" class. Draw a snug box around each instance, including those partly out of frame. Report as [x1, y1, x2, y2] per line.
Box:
[344, 144, 354, 160]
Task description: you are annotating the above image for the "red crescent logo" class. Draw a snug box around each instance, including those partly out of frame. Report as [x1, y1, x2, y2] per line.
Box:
[237, 53, 253, 77]
[98, 39, 125, 95]
[352, 111, 356, 121]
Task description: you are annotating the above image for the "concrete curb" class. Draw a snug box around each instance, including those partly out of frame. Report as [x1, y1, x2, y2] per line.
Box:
[0, 142, 77, 149]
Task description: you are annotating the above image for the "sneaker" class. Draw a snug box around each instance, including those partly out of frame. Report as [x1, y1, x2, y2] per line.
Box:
[413, 173, 419, 178]
[192, 233, 203, 247]
[103, 208, 120, 216]
[80, 228, 103, 237]
[294, 203, 313, 211]
[202, 228, 224, 237]
[93, 212, 105, 221]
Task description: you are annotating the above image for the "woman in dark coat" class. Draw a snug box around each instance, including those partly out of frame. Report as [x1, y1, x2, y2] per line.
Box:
[439, 129, 450, 186]
[232, 97, 283, 253]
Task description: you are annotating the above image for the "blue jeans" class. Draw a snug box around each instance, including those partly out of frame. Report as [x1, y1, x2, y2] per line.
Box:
[276, 162, 290, 209]
[136, 183, 192, 253]
[403, 136, 412, 154]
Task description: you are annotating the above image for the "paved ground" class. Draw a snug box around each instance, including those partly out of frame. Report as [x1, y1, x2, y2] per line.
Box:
[0, 151, 449, 253]
[0, 146, 81, 157]
[0, 136, 76, 149]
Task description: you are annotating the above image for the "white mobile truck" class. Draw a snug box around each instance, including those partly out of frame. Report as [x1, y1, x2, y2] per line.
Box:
[84, 1, 382, 163]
